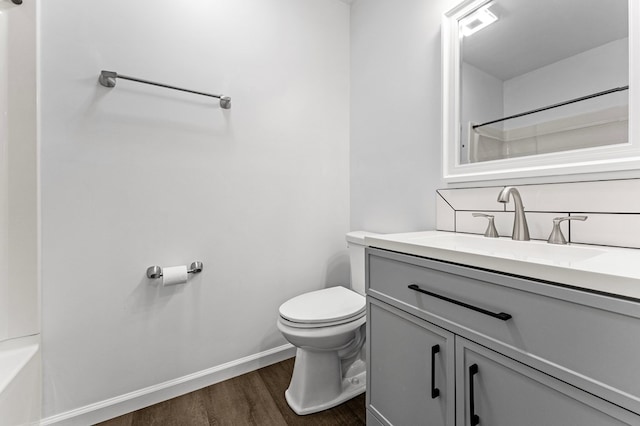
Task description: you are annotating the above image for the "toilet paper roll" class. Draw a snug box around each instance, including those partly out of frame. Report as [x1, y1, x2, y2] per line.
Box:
[162, 265, 188, 286]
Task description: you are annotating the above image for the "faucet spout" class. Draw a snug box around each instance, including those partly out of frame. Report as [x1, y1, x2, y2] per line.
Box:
[497, 186, 530, 241]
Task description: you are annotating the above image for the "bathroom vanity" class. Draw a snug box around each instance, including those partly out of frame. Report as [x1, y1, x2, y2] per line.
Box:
[364, 232, 640, 426]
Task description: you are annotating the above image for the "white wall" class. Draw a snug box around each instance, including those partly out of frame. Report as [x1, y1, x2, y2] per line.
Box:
[460, 62, 504, 162]
[40, 0, 350, 419]
[350, 0, 459, 233]
[0, 0, 38, 344]
[0, 3, 8, 344]
[503, 38, 629, 129]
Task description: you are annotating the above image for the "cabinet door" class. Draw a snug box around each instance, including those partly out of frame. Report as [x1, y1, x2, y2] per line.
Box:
[368, 299, 455, 426]
[455, 337, 638, 426]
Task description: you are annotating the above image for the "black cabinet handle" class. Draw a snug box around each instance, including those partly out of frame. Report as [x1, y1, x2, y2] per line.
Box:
[408, 284, 512, 321]
[469, 363, 480, 426]
[431, 344, 440, 399]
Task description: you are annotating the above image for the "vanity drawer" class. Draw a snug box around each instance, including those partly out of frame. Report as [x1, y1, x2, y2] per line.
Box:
[367, 248, 640, 413]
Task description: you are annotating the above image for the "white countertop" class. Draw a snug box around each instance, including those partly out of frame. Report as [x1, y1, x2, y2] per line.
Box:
[365, 231, 640, 301]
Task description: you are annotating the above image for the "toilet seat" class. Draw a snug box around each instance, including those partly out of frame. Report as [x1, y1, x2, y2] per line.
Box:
[279, 286, 365, 329]
[279, 310, 366, 329]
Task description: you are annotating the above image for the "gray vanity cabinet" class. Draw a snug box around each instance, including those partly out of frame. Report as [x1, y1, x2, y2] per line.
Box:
[365, 247, 640, 426]
[367, 300, 455, 426]
[456, 337, 630, 426]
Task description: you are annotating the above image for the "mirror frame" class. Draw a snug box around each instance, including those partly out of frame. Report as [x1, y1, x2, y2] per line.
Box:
[442, 0, 640, 183]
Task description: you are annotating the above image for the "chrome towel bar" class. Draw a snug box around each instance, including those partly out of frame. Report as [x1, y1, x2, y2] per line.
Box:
[146, 261, 204, 279]
[99, 70, 231, 109]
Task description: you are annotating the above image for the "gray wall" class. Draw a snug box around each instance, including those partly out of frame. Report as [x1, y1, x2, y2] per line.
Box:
[40, 0, 350, 418]
[0, 0, 38, 343]
[350, 0, 459, 233]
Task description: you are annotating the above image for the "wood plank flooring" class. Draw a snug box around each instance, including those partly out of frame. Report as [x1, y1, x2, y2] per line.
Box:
[96, 357, 366, 426]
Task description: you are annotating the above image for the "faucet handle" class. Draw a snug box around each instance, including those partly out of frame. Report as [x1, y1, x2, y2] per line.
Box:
[473, 213, 499, 238]
[547, 216, 588, 245]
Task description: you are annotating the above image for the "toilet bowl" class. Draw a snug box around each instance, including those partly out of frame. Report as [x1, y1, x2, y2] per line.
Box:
[276, 231, 376, 415]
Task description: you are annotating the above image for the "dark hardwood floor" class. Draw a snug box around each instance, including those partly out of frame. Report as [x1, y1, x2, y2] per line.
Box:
[96, 357, 366, 426]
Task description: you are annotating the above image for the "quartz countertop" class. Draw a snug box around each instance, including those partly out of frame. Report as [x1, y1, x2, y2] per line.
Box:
[365, 231, 640, 301]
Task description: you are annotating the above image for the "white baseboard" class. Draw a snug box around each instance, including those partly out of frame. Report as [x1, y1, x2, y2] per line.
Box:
[40, 344, 296, 425]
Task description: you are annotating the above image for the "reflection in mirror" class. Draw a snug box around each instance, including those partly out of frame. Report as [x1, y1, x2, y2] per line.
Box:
[459, 0, 629, 164]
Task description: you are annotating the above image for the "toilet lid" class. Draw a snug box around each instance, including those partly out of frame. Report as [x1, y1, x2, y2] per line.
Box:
[279, 286, 365, 325]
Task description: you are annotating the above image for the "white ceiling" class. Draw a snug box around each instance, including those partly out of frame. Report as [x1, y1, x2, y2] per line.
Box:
[462, 0, 628, 81]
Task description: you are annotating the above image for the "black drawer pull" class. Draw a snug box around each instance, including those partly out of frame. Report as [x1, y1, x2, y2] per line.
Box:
[469, 363, 480, 426]
[408, 284, 512, 321]
[431, 344, 440, 399]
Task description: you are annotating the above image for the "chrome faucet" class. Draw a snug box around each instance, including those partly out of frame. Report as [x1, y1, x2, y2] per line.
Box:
[497, 186, 530, 241]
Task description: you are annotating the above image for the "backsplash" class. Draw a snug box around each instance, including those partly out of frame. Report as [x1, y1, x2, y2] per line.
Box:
[436, 178, 640, 249]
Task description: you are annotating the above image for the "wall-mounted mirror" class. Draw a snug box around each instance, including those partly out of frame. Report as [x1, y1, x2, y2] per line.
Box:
[443, 0, 640, 182]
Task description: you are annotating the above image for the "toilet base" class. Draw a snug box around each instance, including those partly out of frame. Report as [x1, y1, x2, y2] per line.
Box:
[284, 347, 366, 415]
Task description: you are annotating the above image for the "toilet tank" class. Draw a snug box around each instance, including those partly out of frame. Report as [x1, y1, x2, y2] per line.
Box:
[346, 231, 378, 296]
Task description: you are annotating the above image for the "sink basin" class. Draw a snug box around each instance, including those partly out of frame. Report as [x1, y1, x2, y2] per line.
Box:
[364, 231, 640, 300]
[398, 233, 605, 266]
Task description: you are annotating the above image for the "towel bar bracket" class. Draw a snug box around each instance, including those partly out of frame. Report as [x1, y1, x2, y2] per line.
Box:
[99, 70, 117, 88]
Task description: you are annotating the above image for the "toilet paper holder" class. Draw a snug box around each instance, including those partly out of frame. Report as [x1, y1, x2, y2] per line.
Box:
[146, 261, 204, 279]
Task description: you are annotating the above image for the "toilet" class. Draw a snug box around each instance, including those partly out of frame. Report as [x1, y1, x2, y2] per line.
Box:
[277, 231, 376, 415]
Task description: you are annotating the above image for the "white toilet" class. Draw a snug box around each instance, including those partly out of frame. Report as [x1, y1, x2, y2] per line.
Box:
[277, 231, 376, 415]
